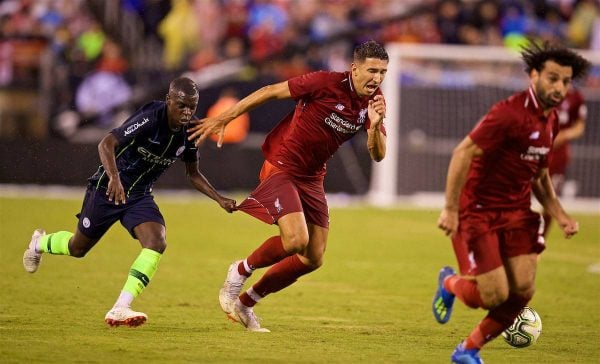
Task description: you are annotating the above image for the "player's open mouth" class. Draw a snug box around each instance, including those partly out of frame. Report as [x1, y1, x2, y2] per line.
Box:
[366, 84, 378, 92]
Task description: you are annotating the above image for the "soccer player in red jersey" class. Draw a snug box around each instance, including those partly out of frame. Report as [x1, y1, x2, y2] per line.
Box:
[188, 40, 388, 332]
[433, 42, 590, 363]
[543, 87, 587, 237]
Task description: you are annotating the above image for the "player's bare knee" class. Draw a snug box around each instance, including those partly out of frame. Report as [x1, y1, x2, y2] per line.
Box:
[481, 289, 509, 308]
[69, 245, 90, 258]
[298, 254, 323, 270]
[281, 232, 309, 253]
[513, 284, 535, 302]
[142, 239, 167, 253]
[307, 257, 323, 270]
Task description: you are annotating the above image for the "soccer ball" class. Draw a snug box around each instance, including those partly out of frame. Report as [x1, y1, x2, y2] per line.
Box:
[502, 306, 542, 348]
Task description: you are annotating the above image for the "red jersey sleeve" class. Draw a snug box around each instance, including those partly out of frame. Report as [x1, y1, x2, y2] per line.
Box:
[573, 89, 587, 120]
[469, 103, 511, 152]
[288, 71, 336, 99]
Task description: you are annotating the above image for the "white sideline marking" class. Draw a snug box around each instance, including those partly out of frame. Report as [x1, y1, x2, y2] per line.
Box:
[1, 184, 599, 213]
[587, 263, 600, 274]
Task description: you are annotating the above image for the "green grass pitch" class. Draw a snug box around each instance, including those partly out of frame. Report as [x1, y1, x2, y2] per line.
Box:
[1, 195, 598, 363]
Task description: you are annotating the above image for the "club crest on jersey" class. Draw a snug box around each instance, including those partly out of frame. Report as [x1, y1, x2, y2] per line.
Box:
[335, 103, 345, 111]
[357, 108, 367, 124]
[529, 131, 540, 140]
[274, 198, 283, 213]
[124, 117, 150, 136]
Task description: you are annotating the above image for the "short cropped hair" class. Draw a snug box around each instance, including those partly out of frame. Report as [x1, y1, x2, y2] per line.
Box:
[353, 40, 389, 63]
[521, 41, 591, 80]
[169, 77, 199, 97]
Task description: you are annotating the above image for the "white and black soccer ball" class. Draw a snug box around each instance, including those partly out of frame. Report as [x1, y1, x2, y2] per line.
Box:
[502, 306, 542, 348]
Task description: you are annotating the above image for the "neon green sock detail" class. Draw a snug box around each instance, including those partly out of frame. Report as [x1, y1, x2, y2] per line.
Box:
[122, 248, 162, 298]
[39, 231, 73, 255]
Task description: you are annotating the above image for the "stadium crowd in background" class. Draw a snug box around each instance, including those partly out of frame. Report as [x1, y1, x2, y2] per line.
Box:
[0, 0, 599, 140]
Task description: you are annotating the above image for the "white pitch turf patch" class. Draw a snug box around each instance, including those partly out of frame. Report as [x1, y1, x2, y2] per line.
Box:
[587, 263, 600, 274]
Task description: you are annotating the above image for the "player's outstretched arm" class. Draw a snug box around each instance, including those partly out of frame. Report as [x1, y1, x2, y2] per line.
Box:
[553, 117, 585, 149]
[187, 81, 292, 147]
[185, 162, 236, 213]
[98, 133, 126, 205]
[437, 136, 482, 237]
[532, 168, 578, 238]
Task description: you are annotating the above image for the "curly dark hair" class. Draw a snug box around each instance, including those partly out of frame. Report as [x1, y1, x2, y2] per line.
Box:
[353, 40, 389, 63]
[521, 41, 591, 80]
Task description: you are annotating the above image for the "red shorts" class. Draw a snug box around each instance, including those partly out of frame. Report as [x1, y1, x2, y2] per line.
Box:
[452, 209, 546, 276]
[236, 161, 329, 228]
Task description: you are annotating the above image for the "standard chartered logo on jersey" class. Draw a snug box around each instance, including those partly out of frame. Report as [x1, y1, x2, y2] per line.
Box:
[520, 145, 550, 161]
[324, 112, 363, 134]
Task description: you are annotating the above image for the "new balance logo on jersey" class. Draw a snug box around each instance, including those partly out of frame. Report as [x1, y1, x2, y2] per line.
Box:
[529, 131, 540, 140]
[124, 117, 150, 136]
[335, 104, 345, 111]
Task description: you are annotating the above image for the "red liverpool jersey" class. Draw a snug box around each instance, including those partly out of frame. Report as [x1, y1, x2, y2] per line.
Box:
[461, 86, 560, 211]
[262, 71, 386, 177]
[549, 88, 586, 175]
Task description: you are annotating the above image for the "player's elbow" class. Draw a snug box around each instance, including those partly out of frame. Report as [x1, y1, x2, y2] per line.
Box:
[369, 147, 385, 162]
[371, 153, 385, 162]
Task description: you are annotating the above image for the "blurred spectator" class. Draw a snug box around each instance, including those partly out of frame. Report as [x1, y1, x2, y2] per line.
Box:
[246, 0, 289, 62]
[207, 88, 249, 144]
[536, 5, 566, 44]
[96, 38, 128, 74]
[158, 0, 200, 70]
[122, 0, 170, 41]
[469, 0, 503, 45]
[76, 20, 105, 61]
[436, 0, 463, 44]
[75, 71, 132, 127]
[500, 1, 529, 37]
[567, 0, 599, 48]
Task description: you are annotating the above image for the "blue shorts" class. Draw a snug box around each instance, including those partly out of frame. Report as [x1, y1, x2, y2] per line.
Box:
[76, 185, 165, 239]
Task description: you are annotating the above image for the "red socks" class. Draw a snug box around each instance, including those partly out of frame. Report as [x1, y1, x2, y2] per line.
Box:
[464, 293, 530, 350]
[237, 236, 289, 277]
[445, 275, 485, 309]
[239, 255, 315, 307]
[464, 318, 505, 349]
